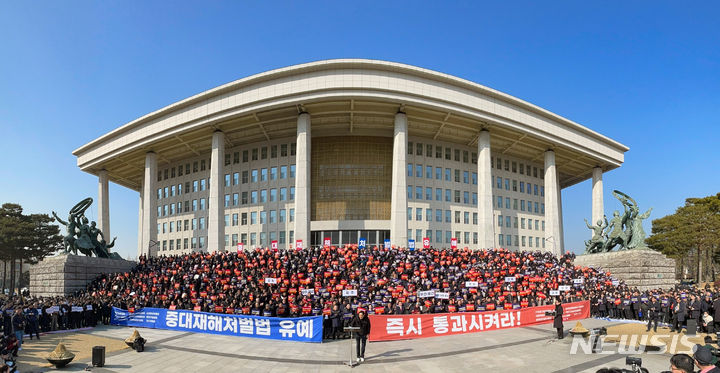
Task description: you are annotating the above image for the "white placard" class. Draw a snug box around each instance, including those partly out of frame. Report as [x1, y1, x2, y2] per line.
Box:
[612, 280, 619, 286]
[435, 292, 450, 299]
[86, 305, 93, 310]
[342, 289, 358, 297]
[504, 276, 516, 283]
[549, 290, 560, 296]
[465, 281, 479, 288]
[264, 278, 278, 284]
[573, 278, 584, 284]
[558, 285, 571, 291]
[71, 306, 83, 312]
[418, 290, 435, 298]
[301, 289, 315, 296]
[49, 306, 59, 313]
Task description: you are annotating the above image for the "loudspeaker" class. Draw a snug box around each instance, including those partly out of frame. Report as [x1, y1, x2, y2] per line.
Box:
[92, 346, 105, 367]
[686, 319, 697, 336]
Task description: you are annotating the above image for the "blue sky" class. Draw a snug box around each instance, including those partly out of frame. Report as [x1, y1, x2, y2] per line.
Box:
[1, 2, 718, 259]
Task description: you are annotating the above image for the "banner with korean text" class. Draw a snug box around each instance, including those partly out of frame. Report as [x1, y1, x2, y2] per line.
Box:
[368, 301, 589, 341]
[111, 307, 323, 343]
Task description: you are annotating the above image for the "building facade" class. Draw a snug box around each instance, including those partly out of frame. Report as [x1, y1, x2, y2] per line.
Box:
[72, 59, 628, 257]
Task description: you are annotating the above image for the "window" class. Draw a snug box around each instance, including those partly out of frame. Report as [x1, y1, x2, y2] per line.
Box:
[513, 180, 517, 192]
[472, 193, 477, 206]
[199, 217, 205, 230]
[498, 215, 503, 227]
[435, 188, 442, 201]
[251, 170, 258, 182]
[279, 231, 286, 244]
[289, 187, 295, 200]
[224, 174, 231, 187]
[289, 208, 294, 222]
[233, 172, 239, 185]
[232, 213, 238, 226]
[416, 208, 422, 221]
[270, 189, 277, 202]
[200, 160, 206, 171]
[534, 184, 538, 195]
[425, 187, 432, 200]
[200, 179, 206, 191]
[505, 197, 510, 209]
[463, 151, 469, 163]
[242, 192, 248, 205]
[416, 164, 422, 177]
[436, 230, 442, 243]
[290, 165, 296, 178]
[260, 189, 267, 203]
[261, 168, 267, 182]
[224, 194, 230, 207]
[280, 166, 287, 179]
[521, 200, 526, 211]
[271, 145, 277, 158]
[497, 196, 503, 208]
[496, 157, 502, 169]
[454, 149, 460, 162]
[426, 144, 432, 157]
[512, 161, 517, 173]
[250, 233, 256, 246]
[435, 167, 442, 180]
[252, 148, 258, 160]
[496, 177, 502, 189]
[279, 209, 286, 222]
[445, 189, 451, 202]
[445, 210, 451, 223]
[290, 143, 296, 156]
[520, 182, 525, 193]
[407, 186, 413, 199]
[281, 144, 288, 157]
[233, 193, 239, 206]
[435, 146, 442, 158]
[260, 211, 266, 224]
[407, 164, 413, 177]
[223, 215, 229, 227]
[192, 199, 197, 211]
[472, 172, 477, 185]
[192, 237, 197, 249]
[426, 166, 432, 178]
[505, 178, 510, 190]
[473, 212, 478, 225]
[445, 147, 451, 160]
[513, 199, 518, 210]
[251, 212, 257, 224]
[504, 160, 509, 171]
[464, 211, 469, 224]
[241, 213, 247, 225]
[505, 216, 511, 228]
[270, 167, 277, 180]
[408, 142, 413, 155]
[415, 186, 422, 200]
[541, 203, 545, 214]
[519, 163, 524, 175]
[540, 186, 545, 197]
[514, 217, 518, 228]
[251, 191, 257, 204]
[416, 143, 423, 156]
[445, 231, 452, 243]
[445, 168, 451, 181]
[280, 187, 287, 201]
[535, 202, 539, 213]
[436, 209, 442, 222]
[463, 191, 469, 204]
[232, 234, 238, 246]
[200, 198, 206, 210]
[454, 169, 460, 182]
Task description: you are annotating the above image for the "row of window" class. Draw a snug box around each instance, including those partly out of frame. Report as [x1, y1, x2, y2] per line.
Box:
[157, 188, 296, 217]
[496, 196, 545, 214]
[497, 215, 545, 231]
[496, 177, 544, 196]
[224, 143, 297, 166]
[492, 157, 542, 178]
[157, 143, 298, 182]
[158, 230, 296, 251]
[158, 209, 296, 235]
[498, 234, 546, 249]
[407, 165, 479, 184]
[407, 142, 478, 164]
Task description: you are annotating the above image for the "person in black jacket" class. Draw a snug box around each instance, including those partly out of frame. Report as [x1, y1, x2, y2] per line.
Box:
[329, 304, 342, 340]
[350, 308, 371, 362]
[553, 299, 564, 339]
[646, 296, 660, 332]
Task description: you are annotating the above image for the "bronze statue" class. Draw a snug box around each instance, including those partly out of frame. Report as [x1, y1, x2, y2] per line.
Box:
[53, 198, 121, 259]
[584, 190, 652, 253]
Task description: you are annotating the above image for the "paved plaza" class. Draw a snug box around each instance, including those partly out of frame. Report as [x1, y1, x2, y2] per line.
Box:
[16, 318, 680, 372]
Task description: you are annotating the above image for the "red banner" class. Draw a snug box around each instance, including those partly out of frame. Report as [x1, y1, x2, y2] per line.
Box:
[368, 301, 589, 341]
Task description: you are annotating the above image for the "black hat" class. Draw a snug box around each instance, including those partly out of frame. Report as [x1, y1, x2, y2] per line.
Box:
[694, 344, 714, 365]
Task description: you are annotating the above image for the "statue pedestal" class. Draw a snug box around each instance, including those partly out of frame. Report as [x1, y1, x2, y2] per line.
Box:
[574, 249, 676, 291]
[29, 254, 136, 297]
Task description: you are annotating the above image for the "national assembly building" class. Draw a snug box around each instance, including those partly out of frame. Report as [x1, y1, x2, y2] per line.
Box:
[72, 59, 628, 258]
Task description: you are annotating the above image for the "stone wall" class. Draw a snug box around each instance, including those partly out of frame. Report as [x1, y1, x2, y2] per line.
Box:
[573, 248, 676, 291]
[30, 254, 136, 297]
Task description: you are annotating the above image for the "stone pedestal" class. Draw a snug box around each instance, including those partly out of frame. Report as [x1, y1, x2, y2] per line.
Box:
[573, 248, 676, 291]
[30, 254, 136, 297]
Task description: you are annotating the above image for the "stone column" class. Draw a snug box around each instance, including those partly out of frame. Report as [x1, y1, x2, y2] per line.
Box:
[97, 169, 110, 245]
[208, 130, 225, 252]
[390, 112, 408, 247]
[141, 152, 157, 257]
[591, 167, 604, 231]
[543, 150, 563, 256]
[294, 112, 311, 248]
[477, 130, 494, 250]
[137, 187, 144, 258]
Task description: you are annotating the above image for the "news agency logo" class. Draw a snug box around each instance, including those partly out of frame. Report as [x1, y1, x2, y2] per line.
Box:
[569, 334, 697, 355]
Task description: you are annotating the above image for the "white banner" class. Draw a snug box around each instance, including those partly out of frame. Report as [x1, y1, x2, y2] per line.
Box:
[265, 278, 278, 284]
[549, 290, 560, 296]
[504, 276, 516, 283]
[418, 290, 435, 298]
[71, 306, 83, 312]
[301, 289, 315, 296]
[558, 285, 571, 291]
[342, 289, 358, 297]
[573, 278, 584, 284]
[435, 292, 450, 299]
[465, 281, 479, 288]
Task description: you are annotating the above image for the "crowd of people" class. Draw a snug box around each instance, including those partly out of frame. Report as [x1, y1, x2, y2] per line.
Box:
[589, 283, 720, 334]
